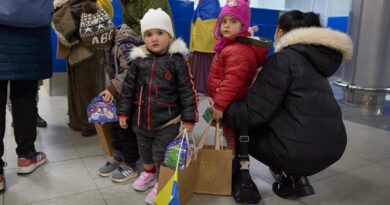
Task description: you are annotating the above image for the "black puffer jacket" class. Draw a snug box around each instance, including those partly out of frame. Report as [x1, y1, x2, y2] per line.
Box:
[224, 27, 353, 175]
[117, 39, 198, 131]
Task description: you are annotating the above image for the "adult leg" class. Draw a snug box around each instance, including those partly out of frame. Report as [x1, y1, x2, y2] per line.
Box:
[10, 80, 47, 174]
[249, 131, 314, 198]
[0, 81, 8, 169]
[36, 82, 47, 128]
[10, 80, 38, 156]
[67, 64, 82, 131]
[71, 54, 105, 136]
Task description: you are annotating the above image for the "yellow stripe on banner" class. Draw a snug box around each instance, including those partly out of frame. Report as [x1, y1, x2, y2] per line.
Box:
[154, 168, 179, 205]
[97, 0, 114, 19]
[190, 18, 218, 53]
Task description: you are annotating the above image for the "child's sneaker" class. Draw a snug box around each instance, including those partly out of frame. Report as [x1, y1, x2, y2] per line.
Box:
[132, 171, 157, 192]
[145, 183, 158, 205]
[110, 163, 139, 183]
[97, 157, 122, 177]
[17, 151, 47, 174]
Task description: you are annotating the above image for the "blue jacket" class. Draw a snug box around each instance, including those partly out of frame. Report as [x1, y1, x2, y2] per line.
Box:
[0, 25, 53, 80]
[0, 0, 53, 28]
[0, 0, 53, 80]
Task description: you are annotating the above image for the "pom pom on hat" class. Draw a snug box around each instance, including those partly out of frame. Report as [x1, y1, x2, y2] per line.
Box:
[79, 1, 115, 49]
[140, 8, 174, 38]
[214, 0, 251, 39]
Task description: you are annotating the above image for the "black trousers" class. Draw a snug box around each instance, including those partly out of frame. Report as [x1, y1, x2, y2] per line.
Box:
[0, 80, 38, 168]
[111, 120, 140, 164]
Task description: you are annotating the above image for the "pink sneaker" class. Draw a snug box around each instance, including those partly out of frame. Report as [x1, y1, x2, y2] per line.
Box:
[145, 183, 158, 205]
[132, 171, 157, 191]
[17, 152, 47, 174]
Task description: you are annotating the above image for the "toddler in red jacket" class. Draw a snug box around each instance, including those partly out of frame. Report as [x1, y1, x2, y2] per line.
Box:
[208, 0, 269, 153]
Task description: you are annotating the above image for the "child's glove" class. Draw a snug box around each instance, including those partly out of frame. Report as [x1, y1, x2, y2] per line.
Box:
[182, 122, 194, 132]
[99, 89, 114, 103]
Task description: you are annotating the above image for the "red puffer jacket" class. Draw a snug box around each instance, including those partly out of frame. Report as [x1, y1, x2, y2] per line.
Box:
[207, 32, 269, 111]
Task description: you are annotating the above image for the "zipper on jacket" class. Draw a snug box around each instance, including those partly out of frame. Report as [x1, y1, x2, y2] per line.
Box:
[137, 86, 143, 127]
[147, 57, 157, 130]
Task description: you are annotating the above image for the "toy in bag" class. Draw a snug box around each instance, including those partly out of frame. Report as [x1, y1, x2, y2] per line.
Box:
[87, 96, 118, 123]
[163, 130, 197, 171]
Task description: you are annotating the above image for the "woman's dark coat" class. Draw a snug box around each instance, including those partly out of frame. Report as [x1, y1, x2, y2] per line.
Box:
[224, 27, 353, 175]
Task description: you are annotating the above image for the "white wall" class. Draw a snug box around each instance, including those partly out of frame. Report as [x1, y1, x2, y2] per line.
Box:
[328, 0, 351, 16]
[285, 0, 313, 12]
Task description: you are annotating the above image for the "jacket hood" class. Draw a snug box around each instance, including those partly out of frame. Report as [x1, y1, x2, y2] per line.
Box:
[129, 38, 189, 60]
[246, 36, 270, 67]
[114, 24, 144, 46]
[225, 32, 270, 67]
[274, 27, 353, 77]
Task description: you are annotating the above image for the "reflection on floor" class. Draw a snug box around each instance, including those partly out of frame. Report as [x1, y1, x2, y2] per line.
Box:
[0, 89, 389, 205]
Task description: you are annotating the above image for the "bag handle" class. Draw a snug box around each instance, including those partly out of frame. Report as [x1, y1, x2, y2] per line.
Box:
[198, 121, 221, 150]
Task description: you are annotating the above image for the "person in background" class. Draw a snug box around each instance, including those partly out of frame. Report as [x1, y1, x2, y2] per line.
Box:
[37, 81, 47, 127]
[189, 0, 220, 95]
[52, 0, 110, 137]
[0, 0, 53, 192]
[222, 10, 352, 198]
[117, 9, 198, 205]
[207, 0, 269, 154]
[119, 0, 172, 35]
[97, 23, 144, 183]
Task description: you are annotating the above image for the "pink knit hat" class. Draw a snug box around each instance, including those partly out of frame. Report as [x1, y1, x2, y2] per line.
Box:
[214, 0, 251, 53]
[214, 0, 251, 52]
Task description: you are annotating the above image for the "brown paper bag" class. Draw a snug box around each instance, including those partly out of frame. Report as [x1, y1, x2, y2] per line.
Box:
[94, 123, 114, 156]
[157, 130, 199, 205]
[158, 161, 198, 205]
[194, 122, 233, 195]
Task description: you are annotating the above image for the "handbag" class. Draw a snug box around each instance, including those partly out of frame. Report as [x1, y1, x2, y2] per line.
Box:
[232, 107, 261, 204]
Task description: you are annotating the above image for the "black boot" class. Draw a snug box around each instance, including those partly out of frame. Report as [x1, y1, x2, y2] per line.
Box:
[36, 114, 47, 127]
[232, 157, 262, 204]
[272, 172, 315, 198]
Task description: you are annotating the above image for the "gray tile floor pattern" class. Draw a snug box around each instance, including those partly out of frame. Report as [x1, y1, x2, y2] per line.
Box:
[1, 90, 390, 205]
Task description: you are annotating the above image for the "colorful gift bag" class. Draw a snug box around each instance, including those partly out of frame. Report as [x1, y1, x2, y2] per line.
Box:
[87, 96, 118, 123]
[156, 130, 199, 205]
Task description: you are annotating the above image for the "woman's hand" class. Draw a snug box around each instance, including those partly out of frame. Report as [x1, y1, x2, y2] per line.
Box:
[99, 89, 114, 103]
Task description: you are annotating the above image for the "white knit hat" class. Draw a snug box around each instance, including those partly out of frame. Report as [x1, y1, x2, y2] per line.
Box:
[140, 8, 174, 38]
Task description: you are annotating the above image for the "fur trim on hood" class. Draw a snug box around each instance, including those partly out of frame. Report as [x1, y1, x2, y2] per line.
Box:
[275, 27, 353, 62]
[129, 38, 189, 60]
[54, 0, 68, 9]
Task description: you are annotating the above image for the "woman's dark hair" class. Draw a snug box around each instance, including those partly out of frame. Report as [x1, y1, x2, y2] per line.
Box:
[278, 10, 321, 32]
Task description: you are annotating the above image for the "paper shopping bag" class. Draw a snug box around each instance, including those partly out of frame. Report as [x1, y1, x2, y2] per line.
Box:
[194, 122, 233, 195]
[157, 130, 199, 205]
[94, 123, 114, 156]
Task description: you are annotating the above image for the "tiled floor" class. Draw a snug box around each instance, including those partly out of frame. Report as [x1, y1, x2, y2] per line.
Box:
[1, 90, 390, 205]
